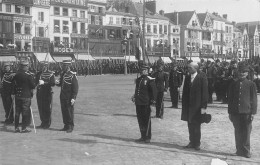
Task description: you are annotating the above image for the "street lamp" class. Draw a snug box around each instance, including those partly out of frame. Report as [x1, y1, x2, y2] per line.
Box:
[122, 37, 128, 75]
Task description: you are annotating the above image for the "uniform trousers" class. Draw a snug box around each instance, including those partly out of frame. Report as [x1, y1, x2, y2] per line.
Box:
[188, 121, 201, 147]
[169, 87, 179, 107]
[37, 91, 53, 127]
[136, 105, 151, 140]
[230, 114, 252, 155]
[1, 93, 14, 122]
[207, 78, 214, 103]
[60, 99, 74, 129]
[156, 92, 164, 118]
[15, 97, 31, 129]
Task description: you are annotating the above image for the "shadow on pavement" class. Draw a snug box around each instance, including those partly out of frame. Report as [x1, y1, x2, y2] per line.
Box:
[58, 138, 97, 144]
[112, 114, 136, 117]
[0, 125, 14, 133]
[74, 113, 99, 116]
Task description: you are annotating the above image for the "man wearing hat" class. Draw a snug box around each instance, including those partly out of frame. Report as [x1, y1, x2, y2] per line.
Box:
[56, 60, 78, 133]
[132, 63, 157, 143]
[13, 60, 36, 133]
[169, 62, 182, 108]
[152, 59, 169, 119]
[228, 63, 257, 158]
[35, 61, 55, 129]
[0, 62, 15, 124]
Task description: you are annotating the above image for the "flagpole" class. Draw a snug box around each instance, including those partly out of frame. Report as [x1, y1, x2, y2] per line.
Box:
[142, 0, 146, 63]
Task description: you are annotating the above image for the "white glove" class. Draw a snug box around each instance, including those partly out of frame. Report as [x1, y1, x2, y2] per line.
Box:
[201, 108, 207, 114]
[71, 99, 75, 105]
[39, 80, 44, 85]
[55, 79, 60, 85]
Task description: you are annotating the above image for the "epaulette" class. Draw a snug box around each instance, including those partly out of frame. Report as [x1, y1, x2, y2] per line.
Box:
[147, 76, 155, 80]
[69, 71, 77, 75]
[25, 71, 34, 76]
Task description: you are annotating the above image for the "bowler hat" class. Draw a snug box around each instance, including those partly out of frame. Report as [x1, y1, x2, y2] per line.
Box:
[20, 60, 29, 66]
[238, 62, 249, 72]
[200, 113, 211, 124]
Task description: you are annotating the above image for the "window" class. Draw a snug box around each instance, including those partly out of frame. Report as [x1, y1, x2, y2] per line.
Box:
[88, 14, 91, 24]
[3, 21, 12, 33]
[109, 17, 113, 24]
[95, 15, 99, 25]
[116, 17, 120, 25]
[54, 37, 60, 46]
[80, 38, 86, 49]
[72, 22, 77, 33]
[116, 29, 121, 38]
[54, 7, 60, 15]
[159, 25, 162, 34]
[164, 25, 167, 34]
[24, 42, 30, 51]
[71, 38, 77, 48]
[122, 18, 126, 25]
[38, 27, 44, 37]
[72, 10, 77, 17]
[98, 7, 103, 14]
[153, 25, 157, 34]
[63, 37, 69, 46]
[15, 5, 22, 13]
[0, 21, 2, 33]
[15, 23, 22, 34]
[80, 23, 85, 34]
[24, 24, 30, 34]
[63, 8, 68, 16]
[147, 24, 151, 33]
[15, 41, 21, 51]
[0, 3, 2, 12]
[63, 21, 69, 33]
[80, 11, 85, 18]
[91, 15, 95, 24]
[38, 12, 44, 22]
[54, 20, 60, 33]
[6, 4, 11, 12]
[25, 7, 30, 15]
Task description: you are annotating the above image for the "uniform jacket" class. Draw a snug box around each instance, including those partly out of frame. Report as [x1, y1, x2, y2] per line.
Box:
[169, 69, 182, 88]
[57, 71, 79, 100]
[181, 71, 208, 123]
[0, 71, 15, 95]
[152, 71, 169, 92]
[134, 75, 157, 105]
[13, 70, 36, 98]
[36, 70, 55, 95]
[228, 78, 257, 115]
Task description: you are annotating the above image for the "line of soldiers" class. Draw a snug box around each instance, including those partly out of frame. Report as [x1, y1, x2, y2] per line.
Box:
[0, 60, 78, 133]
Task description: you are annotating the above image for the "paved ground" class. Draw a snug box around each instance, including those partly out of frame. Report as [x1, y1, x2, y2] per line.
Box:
[0, 74, 260, 165]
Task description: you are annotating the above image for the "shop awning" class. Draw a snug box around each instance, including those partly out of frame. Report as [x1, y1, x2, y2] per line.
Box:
[147, 56, 159, 64]
[52, 56, 73, 63]
[34, 53, 55, 63]
[93, 57, 110, 60]
[161, 57, 172, 63]
[0, 56, 16, 61]
[191, 57, 201, 63]
[110, 57, 125, 60]
[76, 53, 95, 60]
[124, 55, 137, 62]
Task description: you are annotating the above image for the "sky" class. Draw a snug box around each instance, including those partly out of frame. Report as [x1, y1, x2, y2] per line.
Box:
[134, 0, 260, 23]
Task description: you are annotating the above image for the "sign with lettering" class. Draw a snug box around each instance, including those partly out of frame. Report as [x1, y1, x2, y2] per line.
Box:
[14, 34, 32, 41]
[13, 17, 32, 23]
[3, 0, 33, 5]
[0, 33, 13, 38]
[0, 15, 12, 20]
[70, 17, 88, 23]
[33, 0, 50, 7]
[50, 0, 87, 6]
[70, 33, 88, 38]
[54, 47, 74, 53]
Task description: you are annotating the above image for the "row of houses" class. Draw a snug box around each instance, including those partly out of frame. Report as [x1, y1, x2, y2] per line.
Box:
[0, 0, 259, 62]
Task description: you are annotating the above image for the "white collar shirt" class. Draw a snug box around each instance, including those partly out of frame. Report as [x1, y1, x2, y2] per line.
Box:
[191, 72, 197, 83]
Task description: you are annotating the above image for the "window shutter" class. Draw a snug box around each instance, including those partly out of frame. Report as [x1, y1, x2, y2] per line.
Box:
[41, 12, 44, 22]
[38, 12, 41, 21]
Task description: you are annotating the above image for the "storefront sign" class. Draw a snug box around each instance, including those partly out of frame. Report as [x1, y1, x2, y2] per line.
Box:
[0, 33, 13, 38]
[53, 47, 74, 53]
[50, 0, 87, 6]
[70, 33, 88, 38]
[70, 17, 88, 23]
[3, 0, 33, 5]
[14, 34, 32, 41]
[14, 17, 32, 23]
[33, 0, 50, 7]
[0, 15, 12, 20]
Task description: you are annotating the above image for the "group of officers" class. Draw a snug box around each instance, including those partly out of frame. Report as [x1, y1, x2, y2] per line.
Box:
[0, 59, 78, 133]
[133, 58, 257, 158]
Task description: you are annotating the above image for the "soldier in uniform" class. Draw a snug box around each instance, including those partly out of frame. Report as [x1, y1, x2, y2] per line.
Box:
[169, 62, 182, 108]
[0, 62, 15, 124]
[132, 63, 157, 143]
[56, 60, 79, 133]
[13, 60, 36, 133]
[36, 61, 55, 129]
[152, 59, 169, 119]
[228, 62, 257, 158]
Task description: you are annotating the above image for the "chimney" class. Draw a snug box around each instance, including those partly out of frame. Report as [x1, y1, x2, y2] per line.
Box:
[232, 21, 236, 26]
[176, 12, 179, 25]
[159, 10, 164, 16]
[145, 0, 156, 14]
[125, 6, 129, 13]
[223, 14, 227, 19]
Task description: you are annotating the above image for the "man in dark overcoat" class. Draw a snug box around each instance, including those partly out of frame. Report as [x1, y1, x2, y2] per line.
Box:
[181, 62, 208, 150]
[228, 63, 257, 158]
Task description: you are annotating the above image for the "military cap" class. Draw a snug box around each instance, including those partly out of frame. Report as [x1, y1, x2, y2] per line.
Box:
[157, 59, 164, 66]
[238, 62, 249, 72]
[3, 62, 11, 67]
[20, 60, 29, 66]
[62, 60, 72, 64]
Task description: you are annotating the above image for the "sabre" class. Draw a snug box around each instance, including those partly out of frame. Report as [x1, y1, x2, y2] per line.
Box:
[30, 107, 37, 133]
[6, 95, 14, 123]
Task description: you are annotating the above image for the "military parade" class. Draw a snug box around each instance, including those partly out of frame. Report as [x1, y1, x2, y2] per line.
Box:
[1, 0, 260, 164]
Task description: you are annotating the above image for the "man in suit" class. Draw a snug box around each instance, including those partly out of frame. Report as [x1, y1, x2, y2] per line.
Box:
[181, 62, 208, 150]
[132, 63, 157, 143]
[228, 62, 257, 158]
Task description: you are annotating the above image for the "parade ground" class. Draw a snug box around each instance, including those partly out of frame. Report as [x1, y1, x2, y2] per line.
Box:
[0, 74, 260, 165]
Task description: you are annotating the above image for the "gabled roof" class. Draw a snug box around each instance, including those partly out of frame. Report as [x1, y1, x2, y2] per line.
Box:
[197, 13, 207, 26]
[233, 26, 241, 33]
[165, 11, 195, 25]
[248, 25, 257, 35]
[208, 13, 225, 22]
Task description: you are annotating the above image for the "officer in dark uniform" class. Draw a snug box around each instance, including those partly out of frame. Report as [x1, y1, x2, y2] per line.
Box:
[152, 59, 169, 119]
[228, 62, 257, 158]
[13, 60, 36, 133]
[0, 62, 15, 124]
[169, 62, 182, 108]
[132, 63, 157, 143]
[56, 60, 79, 133]
[36, 61, 55, 129]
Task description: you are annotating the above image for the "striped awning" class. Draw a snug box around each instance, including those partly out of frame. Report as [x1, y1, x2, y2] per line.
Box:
[0, 56, 16, 61]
